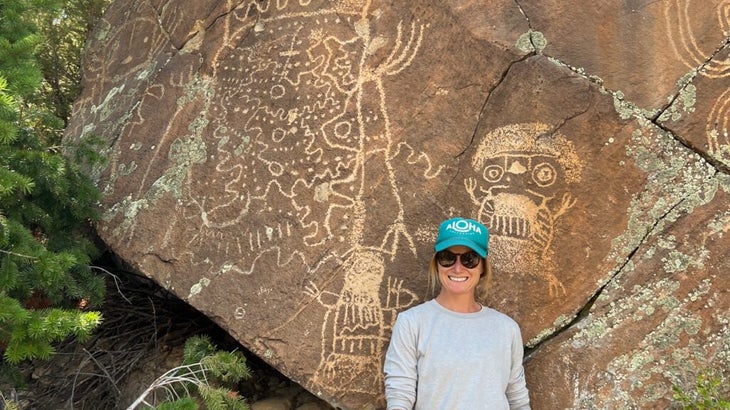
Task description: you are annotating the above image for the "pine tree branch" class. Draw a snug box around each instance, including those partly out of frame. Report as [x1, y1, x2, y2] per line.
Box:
[0, 249, 37, 260]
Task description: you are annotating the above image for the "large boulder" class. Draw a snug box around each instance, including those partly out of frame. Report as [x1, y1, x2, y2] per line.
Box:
[65, 0, 730, 408]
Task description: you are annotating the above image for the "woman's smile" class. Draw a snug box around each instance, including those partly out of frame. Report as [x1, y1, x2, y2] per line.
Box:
[438, 245, 482, 296]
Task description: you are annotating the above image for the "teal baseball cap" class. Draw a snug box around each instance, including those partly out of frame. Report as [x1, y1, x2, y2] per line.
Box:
[434, 217, 489, 257]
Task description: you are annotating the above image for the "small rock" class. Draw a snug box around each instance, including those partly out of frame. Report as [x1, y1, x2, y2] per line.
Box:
[251, 396, 295, 410]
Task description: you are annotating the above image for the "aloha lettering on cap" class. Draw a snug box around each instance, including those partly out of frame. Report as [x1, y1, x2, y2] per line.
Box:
[434, 217, 489, 257]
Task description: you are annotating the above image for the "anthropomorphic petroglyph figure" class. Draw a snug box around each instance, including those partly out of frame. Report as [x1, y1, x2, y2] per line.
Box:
[466, 123, 584, 296]
[168, 0, 430, 270]
[291, 5, 426, 400]
[155, 0, 428, 400]
[180, 0, 429, 249]
[305, 249, 418, 400]
[198, 0, 429, 401]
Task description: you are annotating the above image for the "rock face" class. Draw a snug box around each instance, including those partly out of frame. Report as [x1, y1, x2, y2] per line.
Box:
[65, 0, 730, 408]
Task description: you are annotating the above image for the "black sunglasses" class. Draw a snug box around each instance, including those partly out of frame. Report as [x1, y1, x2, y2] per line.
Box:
[435, 250, 481, 269]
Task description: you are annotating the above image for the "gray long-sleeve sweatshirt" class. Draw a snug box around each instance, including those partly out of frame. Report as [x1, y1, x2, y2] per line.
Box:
[383, 299, 531, 410]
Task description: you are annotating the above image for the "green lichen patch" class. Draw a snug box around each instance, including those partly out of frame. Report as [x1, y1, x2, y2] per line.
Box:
[571, 278, 680, 348]
[527, 314, 574, 347]
[101, 75, 215, 241]
[570, 274, 727, 407]
[516, 30, 547, 54]
[611, 91, 659, 121]
[657, 70, 699, 124]
[608, 124, 717, 268]
[189, 277, 212, 298]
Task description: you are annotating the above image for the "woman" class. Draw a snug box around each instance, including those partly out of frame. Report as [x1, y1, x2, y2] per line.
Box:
[383, 217, 531, 409]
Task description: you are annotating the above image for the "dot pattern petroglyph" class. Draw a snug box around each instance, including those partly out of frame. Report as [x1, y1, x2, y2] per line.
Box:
[117, 0, 429, 401]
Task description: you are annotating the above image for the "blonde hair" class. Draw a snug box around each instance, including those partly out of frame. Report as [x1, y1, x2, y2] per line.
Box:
[427, 254, 493, 304]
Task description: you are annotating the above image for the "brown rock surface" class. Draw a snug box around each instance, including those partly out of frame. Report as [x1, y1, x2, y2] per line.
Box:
[526, 180, 730, 408]
[65, 0, 730, 408]
[518, 0, 728, 110]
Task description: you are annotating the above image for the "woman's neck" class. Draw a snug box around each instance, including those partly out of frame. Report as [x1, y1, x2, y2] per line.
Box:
[435, 293, 481, 313]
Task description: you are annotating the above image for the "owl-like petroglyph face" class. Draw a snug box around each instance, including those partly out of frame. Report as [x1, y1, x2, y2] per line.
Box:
[476, 152, 566, 241]
[467, 123, 584, 296]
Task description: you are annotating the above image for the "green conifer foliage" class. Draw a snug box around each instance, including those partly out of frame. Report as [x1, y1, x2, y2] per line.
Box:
[128, 335, 252, 410]
[31, 0, 110, 129]
[0, 0, 105, 369]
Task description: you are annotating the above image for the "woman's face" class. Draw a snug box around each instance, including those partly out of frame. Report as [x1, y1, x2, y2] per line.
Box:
[436, 245, 483, 298]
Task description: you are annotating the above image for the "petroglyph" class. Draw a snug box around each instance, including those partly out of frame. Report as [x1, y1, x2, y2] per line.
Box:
[305, 249, 417, 399]
[664, 0, 730, 79]
[148, 0, 428, 398]
[170, 1, 431, 255]
[665, 0, 730, 155]
[466, 123, 584, 297]
[71, 1, 730, 407]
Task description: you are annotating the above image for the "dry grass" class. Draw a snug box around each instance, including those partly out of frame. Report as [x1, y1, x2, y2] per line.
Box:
[17, 267, 219, 409]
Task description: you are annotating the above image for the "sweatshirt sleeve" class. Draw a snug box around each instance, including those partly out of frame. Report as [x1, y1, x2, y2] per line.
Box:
[383, 312, 417, 410]
[506, 323, 531, 410]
